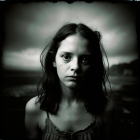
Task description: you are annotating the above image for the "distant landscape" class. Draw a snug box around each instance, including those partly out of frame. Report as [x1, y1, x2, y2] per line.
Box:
[109, 59, 139, 77]
[2, 58, 139, 97]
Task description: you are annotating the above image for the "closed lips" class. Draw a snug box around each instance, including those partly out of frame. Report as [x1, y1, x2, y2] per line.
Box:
[67, 76, 81, 78]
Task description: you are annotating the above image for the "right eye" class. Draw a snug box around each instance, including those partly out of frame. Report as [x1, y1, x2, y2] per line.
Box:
[62, 54, 71, 61]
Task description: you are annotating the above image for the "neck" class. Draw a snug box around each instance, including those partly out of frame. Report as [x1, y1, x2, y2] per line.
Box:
[59, 82, 84, 106]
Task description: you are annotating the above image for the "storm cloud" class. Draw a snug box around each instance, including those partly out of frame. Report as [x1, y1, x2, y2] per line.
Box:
[3, 2, 138, 69]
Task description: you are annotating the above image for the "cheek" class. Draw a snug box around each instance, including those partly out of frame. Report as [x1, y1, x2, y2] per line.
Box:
[83, 66, 91, 74]
[82, 66, 92, 79]
[56, 62, 68, 77]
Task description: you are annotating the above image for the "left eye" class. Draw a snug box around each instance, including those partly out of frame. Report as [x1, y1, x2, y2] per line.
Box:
[82, 57, 90, 64]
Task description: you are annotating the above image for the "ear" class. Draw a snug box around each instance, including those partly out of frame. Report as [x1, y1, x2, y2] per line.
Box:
[53, 61, 56, 67]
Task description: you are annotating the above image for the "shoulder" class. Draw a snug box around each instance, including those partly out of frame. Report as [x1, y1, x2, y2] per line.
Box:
[99, 96, 115, 121]
[25, 96, 43, 139]
[25, 96, 41, 115]
[25, 96, 43, 124]
[101, 96, 115, 126]
[104, 96, 115, 113]
[100, 97, 115, 139]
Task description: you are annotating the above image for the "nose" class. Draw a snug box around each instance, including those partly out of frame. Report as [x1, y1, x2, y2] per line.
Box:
[70, 58, 81, 72]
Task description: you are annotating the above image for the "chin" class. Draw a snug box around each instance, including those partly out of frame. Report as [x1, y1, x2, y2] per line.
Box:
[66, 82, 81, 89]
[60, 80, 81, 89]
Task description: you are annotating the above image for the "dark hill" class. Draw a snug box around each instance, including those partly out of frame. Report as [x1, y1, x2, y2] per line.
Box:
[109, 59, 139, 76]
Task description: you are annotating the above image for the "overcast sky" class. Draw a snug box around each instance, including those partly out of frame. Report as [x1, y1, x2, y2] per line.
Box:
[3, 2, 138, 70]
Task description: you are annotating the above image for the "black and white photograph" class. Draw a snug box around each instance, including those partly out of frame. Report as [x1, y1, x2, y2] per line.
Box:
[1, 1, 139, 139]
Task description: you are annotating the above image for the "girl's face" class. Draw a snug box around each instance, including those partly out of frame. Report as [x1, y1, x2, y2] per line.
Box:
[53, 34, 93, 89]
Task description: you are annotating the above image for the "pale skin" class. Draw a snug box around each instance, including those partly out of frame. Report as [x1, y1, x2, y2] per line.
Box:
[25, 34, 115, 139]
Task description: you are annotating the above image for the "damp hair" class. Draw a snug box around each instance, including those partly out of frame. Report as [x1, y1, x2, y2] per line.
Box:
[36, 23, 112, 115]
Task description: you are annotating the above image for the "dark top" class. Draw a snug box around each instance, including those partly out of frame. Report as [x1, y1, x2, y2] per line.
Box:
[42, 111, 102, 140]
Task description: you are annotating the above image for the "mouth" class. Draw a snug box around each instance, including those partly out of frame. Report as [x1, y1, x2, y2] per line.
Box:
[66, 76, 81, 80]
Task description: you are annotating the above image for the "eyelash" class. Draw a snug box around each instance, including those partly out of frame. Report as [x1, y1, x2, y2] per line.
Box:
[61, 54, 91, 65]
[61, 54, 71, 60]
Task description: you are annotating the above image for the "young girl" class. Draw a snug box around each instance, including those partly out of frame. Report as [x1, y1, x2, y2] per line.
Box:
[25, 23, 115, 140]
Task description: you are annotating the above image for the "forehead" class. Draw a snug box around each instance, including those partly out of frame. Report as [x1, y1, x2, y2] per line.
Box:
[57, 34, 92, 54]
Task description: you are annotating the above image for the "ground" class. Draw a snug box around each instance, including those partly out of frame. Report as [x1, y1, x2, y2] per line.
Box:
[1, 74, 139, 139]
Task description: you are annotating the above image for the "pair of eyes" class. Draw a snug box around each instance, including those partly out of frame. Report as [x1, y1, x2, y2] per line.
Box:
[61, 54, 92, 65]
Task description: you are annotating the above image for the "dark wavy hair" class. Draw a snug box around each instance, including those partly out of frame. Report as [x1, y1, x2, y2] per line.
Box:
[36, 23, 111, 115]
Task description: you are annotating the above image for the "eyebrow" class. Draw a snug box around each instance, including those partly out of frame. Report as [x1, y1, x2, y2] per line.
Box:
[60, 51, 92, 56]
